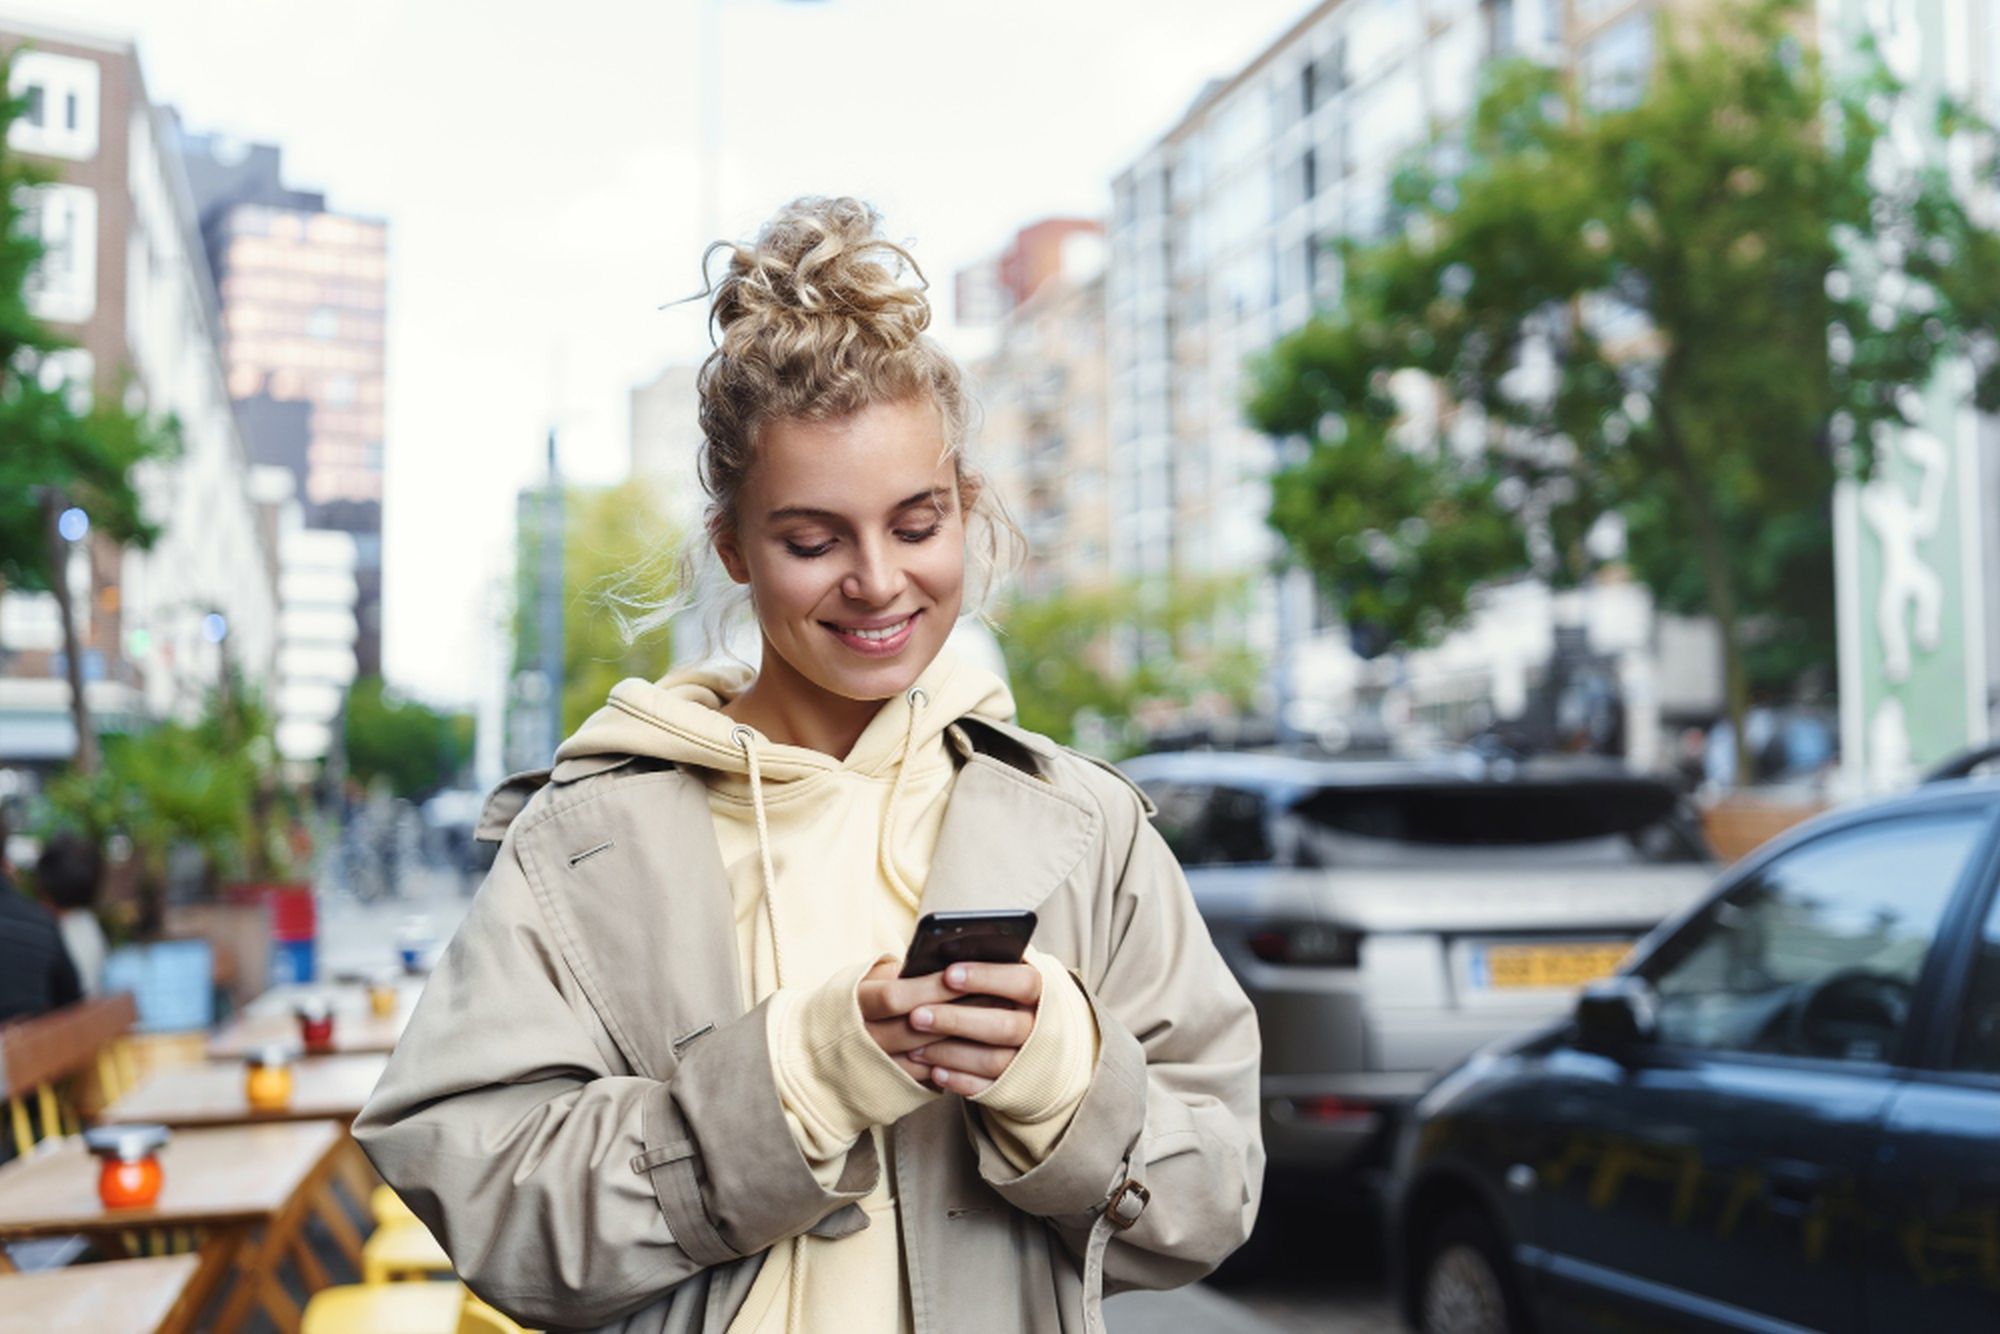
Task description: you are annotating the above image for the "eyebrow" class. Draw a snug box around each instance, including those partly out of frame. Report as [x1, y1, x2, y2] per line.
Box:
[765, 488, 952, 525]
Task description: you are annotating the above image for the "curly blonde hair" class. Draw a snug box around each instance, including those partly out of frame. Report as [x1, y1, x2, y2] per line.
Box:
[620, 196, 1018, 656]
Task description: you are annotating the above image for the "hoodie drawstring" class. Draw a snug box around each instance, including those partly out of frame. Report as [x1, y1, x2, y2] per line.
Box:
[735, 721, 809, 1332]
[877, 687, 928, 909]
[732, 725, 788, 990]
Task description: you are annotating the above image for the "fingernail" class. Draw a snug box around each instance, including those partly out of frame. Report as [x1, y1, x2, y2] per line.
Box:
[946, 965, 967, 988]
[910, 1046, 927, 1060]
[913, 1007, 933, 1029]
[933, 1068, 951, 1087]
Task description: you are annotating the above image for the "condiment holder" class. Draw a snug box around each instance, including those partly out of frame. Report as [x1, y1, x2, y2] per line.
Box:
[83, 1123, 170, 1210]
[245, 1042, 299, 1111]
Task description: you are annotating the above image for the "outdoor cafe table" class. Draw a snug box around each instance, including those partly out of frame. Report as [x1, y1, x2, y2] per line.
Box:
[208, 996, 412, 1060]
[97, 1053, 390, 1129]
[0, 1119, 346, 1334]
[0, 1254, 204, 1334]
[242, 977, 423, 1021]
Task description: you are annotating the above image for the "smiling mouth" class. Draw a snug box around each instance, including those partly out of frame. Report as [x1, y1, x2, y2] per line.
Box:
[823, 611, 920, 652]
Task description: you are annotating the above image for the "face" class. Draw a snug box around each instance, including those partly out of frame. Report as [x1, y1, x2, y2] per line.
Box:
[715, 396, 968, 706]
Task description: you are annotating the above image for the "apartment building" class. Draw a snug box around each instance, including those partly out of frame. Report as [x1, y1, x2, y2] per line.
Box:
[0, 23, 277, 764]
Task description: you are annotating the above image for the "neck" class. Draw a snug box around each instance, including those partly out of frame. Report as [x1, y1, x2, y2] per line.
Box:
[723, 638, 886, 760]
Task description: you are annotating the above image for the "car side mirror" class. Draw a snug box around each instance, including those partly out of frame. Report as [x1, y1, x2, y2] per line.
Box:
[1574, 977, 1658, 1056]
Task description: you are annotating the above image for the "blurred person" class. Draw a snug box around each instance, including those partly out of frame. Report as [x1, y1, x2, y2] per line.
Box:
[356, 197, 1263, 1333]
[0, 819, 82, 1024]
[33, 831, 108, 996]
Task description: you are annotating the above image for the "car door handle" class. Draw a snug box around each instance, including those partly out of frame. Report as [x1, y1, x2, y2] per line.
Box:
[1764, 1163, 1830, 1217]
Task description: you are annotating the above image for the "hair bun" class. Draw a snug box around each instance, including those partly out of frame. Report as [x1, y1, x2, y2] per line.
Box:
[710, 196, 931, 354]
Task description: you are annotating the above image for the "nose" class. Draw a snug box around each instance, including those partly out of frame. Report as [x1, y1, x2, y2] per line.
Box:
[841, 535, 907, 606]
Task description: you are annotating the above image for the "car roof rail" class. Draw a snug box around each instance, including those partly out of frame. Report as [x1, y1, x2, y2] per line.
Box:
[1921, 741, 2000, 784]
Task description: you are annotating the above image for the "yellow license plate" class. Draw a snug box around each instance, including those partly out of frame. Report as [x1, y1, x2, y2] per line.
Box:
[1477, 941, 1631, 990]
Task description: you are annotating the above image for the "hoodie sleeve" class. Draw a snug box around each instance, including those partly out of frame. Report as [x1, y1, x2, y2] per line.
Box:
[768, 954, 938, 1186]
[968, 946, 1100, 1170]
[352, 828, 884, 1330]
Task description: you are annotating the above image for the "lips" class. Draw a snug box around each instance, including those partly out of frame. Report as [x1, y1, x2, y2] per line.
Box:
[823, 610, 921, 656]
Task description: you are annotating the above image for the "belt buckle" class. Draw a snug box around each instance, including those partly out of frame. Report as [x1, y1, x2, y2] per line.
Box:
[1105, 1178, 1149, 1231]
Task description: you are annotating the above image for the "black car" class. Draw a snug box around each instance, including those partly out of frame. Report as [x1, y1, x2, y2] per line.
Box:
[1393, 777, 2000, 1333]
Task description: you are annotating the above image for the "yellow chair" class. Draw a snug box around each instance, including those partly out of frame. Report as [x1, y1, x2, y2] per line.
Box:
[372, 1184, 419, 1227]
[301, 1282, 533, 1334]
[363, 1218, 455, 1284]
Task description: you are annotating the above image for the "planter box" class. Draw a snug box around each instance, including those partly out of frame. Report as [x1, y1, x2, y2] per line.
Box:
[1700, 796, 1827, 864]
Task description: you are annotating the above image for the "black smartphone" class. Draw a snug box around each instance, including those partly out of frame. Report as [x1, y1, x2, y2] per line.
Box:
[899, 910, 1037, 1004]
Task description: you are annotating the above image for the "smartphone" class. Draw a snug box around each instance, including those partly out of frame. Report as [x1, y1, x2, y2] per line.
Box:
[899, 910, 1037, 1005]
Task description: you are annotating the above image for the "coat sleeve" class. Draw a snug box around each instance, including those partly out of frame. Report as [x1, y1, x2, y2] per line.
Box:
[961, 767, 1265, 1292]
[351, 824, 880, 1328]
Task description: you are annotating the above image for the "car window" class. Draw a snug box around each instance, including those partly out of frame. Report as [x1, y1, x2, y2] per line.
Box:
[1142, 782, 1274, 865]
[1649, 813, 1987, 1063]
[1956, 888, 2000, 1076]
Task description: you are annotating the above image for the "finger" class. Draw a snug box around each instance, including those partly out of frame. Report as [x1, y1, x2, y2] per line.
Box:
[929, 1065, 995, 1096]
[908, 1040, 1015, 1080]
[941, 961, 1043, 1006]
[857, 971, 957, 1021]
[892, 1054, 932, 1085]
[866, 1018, 932, 1055]
[908, 1001, 1034, 1046]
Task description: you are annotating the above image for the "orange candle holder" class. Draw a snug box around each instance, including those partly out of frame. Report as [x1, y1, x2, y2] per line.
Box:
[84, 1124, 169, 1210]
[245, 1044, 298, 1111]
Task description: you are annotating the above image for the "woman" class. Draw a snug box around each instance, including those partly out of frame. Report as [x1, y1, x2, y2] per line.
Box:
[354, 196, 1263, 1334]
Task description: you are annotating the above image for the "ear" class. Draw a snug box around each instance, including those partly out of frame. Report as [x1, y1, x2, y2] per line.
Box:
[712, 521, 751, 586]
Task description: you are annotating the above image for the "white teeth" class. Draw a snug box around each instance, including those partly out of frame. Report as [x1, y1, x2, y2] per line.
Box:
[843, 616, 912, 641]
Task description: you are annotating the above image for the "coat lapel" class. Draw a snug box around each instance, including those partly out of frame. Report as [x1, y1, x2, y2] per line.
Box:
[919, 748, 1099, 917]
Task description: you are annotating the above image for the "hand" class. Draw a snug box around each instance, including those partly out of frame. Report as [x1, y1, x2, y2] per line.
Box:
[857, 958, 1043, 1095]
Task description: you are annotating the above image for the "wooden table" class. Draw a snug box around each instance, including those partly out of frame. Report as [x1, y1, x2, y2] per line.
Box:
[208, 1003, 411, 1060]
[97, 1054, 390, 1129]
[0, 1120, 352, 1334]
[242, 978, 423, 1021]
[0, 1254, 204, 1334]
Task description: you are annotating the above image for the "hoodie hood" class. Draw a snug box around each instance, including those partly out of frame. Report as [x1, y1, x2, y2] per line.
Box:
[555, 645, 1015, 788]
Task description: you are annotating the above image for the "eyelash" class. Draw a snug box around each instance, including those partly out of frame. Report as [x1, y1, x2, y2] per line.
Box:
[784, 524, 942, 560]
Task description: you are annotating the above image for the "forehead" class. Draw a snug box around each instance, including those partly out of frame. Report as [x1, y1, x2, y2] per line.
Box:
[750, 398, 954, 514]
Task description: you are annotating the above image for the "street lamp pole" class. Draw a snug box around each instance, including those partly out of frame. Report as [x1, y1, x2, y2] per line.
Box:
[40, 488, 97, 775]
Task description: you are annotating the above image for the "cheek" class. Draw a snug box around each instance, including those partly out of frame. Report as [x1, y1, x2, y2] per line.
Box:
[748, 552, 836, 619]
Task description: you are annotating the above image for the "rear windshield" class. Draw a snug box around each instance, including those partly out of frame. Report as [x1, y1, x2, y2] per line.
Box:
[1288, 780, 1706, 867]
[1140, 774, 1708, 867]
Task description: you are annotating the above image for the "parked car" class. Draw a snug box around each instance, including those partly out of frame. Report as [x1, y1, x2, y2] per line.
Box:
[1116, 748, 1715, 1191]
[1392, 776, 2000, 1333]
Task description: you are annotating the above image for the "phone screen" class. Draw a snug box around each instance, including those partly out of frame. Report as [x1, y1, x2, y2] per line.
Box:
[899, 910, 1037, 981]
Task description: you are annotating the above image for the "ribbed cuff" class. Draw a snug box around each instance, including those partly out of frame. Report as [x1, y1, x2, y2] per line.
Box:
[769, 955, 938, 1164]
[970, 948, 1099, 1135]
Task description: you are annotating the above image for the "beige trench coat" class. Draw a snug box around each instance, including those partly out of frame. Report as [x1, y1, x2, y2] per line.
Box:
[352, 714, 1264, 1333]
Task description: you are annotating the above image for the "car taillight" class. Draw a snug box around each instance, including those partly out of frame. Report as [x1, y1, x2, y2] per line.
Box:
[1286, 1095, 1379, 1125]
[1245, 923, 1361, 967]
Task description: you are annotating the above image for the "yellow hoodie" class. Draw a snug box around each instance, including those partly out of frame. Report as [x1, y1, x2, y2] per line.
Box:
[554, 649, 1098, 1333]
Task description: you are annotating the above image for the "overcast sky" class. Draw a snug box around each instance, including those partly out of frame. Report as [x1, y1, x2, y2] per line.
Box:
[6, 0, 1307, 709]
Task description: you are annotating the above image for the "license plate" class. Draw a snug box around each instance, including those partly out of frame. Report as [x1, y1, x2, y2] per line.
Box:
[1471, 941, 1631, 991]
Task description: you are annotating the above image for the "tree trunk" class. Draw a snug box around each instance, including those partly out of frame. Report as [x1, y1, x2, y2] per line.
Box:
[1654, 401, 1752, 787]
[44, 492, 97, 775]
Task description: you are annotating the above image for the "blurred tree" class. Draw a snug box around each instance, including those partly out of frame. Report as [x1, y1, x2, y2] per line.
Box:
[343, 676, 474, 801]
[513, 480, 679, 737]
[1245, 0, 2000, 780]
[997, 575, 1261, 754]
[0, 62, 180, 774]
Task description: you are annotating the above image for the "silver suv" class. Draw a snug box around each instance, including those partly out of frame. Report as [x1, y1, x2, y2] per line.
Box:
[1118, 748, 1716, 1186]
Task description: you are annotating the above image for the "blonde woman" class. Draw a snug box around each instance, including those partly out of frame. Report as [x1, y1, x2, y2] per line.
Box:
[354, 196, 1263, 1334]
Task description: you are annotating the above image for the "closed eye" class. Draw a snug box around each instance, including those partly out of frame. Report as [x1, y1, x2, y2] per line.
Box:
[897, 524, 942, 544]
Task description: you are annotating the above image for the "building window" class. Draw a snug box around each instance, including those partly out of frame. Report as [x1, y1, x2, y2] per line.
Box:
[22, 184, 97, 325]
[1581, 14, 1654, 110]
[1302, 146, 1318, 202]
[8, 52, 99, 161]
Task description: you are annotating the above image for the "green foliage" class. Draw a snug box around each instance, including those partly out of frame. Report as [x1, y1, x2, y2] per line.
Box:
[514, 481, 680, 736]
[1245, 0, 2000, 769]
[996, 576, 1262, 754]
[343, 676, 474, 801]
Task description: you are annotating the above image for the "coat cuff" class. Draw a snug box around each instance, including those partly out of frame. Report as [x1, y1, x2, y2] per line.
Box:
[969, 950, 1099, 1169]
[771, 956, 938, 1167]
[639, 997, 880, 1263]
[963, 979, 1146, 1219]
